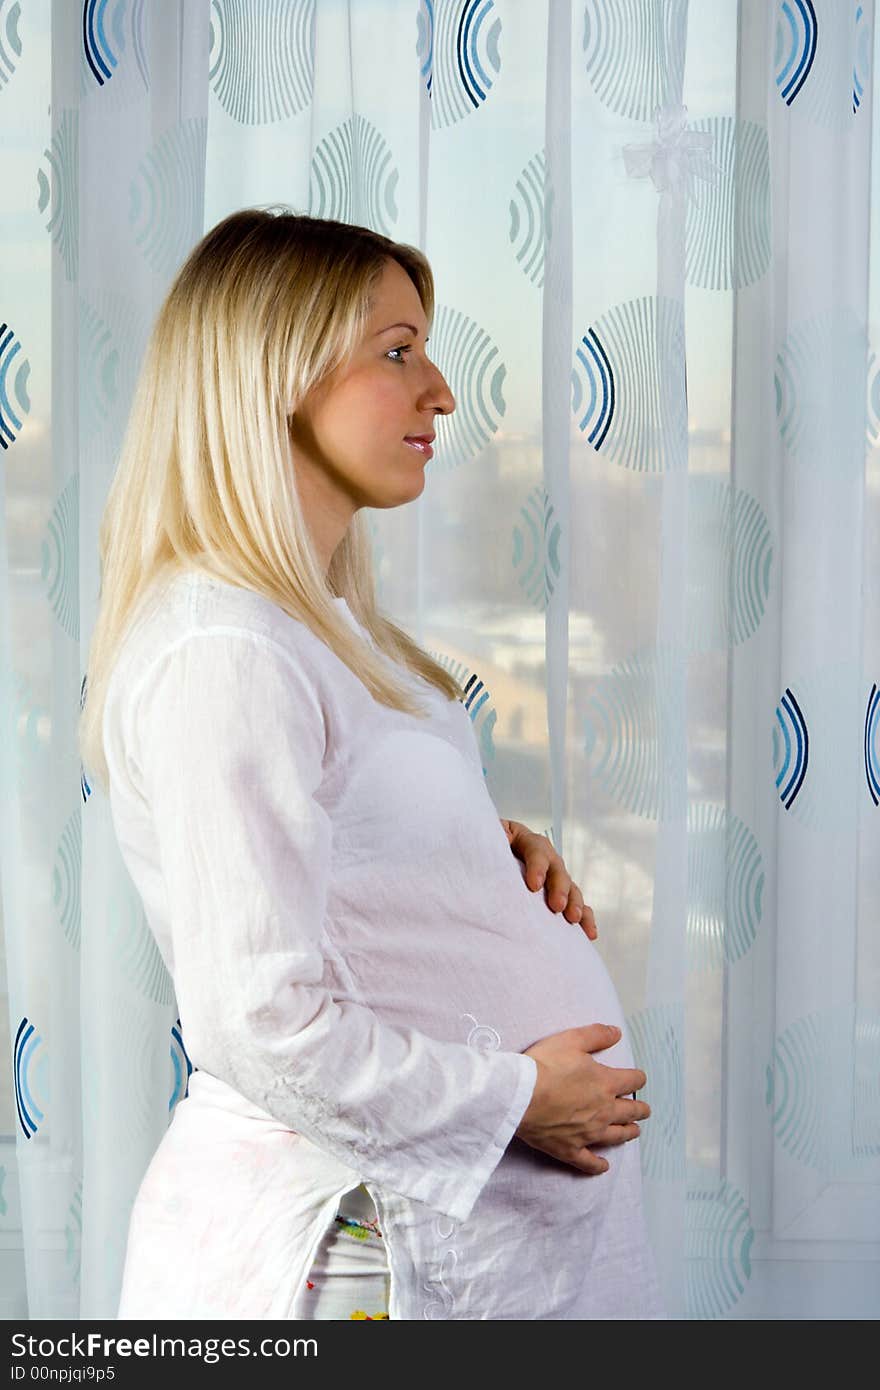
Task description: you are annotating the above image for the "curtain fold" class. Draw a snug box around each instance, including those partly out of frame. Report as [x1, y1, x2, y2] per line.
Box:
[543, 0, 572, 896]
[1, 0, 877, 1320]
[729, 0, 878, 1289]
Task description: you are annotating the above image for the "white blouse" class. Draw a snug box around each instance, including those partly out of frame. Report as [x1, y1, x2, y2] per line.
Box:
[103, 570, 664, 1320]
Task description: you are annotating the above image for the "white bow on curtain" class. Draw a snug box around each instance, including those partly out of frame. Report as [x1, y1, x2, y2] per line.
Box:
[1, 0, 878, 1321]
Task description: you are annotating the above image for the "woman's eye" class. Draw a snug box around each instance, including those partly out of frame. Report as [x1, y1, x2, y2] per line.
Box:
[386, 345, 411, 364]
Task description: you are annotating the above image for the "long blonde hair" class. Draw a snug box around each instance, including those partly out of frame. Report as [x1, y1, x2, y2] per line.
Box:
[78, 207, 465, 792]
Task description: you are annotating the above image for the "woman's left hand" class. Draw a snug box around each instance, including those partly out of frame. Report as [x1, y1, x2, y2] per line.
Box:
[499, 819, 598, 940]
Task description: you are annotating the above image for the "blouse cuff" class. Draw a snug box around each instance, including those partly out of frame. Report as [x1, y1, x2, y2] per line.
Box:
[406, 1051, 539, 1225]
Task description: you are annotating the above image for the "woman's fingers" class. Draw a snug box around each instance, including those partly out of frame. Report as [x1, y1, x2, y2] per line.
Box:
[578, 904, 598, 939]
[621, 1098, 651, 1122]
[597, 1097, 650, 1145]
[587, 1099, 650, 1153]
[511, 828, 600, 940]
[572, 1148, 611, 1176]
[603, 1098, 650, 1126]
[571, 1124, 642, 1174]
[602, 1122, 642, 1145]
[615, 1067, 648, 1094]
[544, 885, 598, 940]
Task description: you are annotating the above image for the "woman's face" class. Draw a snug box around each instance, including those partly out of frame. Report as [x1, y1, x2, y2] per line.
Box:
[289, 258, 455, 570]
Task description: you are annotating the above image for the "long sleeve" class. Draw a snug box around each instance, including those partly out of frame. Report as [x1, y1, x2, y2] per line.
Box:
[119, 625, 537, 1225]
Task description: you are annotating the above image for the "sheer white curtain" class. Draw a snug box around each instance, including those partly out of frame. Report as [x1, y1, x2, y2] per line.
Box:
[1, 0, 877, 1320]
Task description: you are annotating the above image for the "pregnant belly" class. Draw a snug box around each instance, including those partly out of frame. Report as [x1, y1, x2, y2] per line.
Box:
[327, 860, 635, 1070]
[327, 712, 639, 1066]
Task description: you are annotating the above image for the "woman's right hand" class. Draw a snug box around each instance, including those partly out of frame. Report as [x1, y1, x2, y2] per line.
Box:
[515, 1024, 650, 1175]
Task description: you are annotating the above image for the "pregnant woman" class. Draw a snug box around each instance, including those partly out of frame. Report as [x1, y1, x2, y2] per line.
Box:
[80, 208, 664, 1321]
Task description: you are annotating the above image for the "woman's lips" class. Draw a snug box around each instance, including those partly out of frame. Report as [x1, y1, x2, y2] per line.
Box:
[403, 437, 434, 459]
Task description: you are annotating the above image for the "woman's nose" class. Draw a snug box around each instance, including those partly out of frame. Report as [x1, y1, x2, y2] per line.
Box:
[422, 367, 455, 417]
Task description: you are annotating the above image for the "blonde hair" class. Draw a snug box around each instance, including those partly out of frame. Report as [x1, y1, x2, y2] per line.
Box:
[78, 206, 465, 792]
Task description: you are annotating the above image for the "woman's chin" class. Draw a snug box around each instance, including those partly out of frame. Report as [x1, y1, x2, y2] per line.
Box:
[375, 472, 427, 508]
